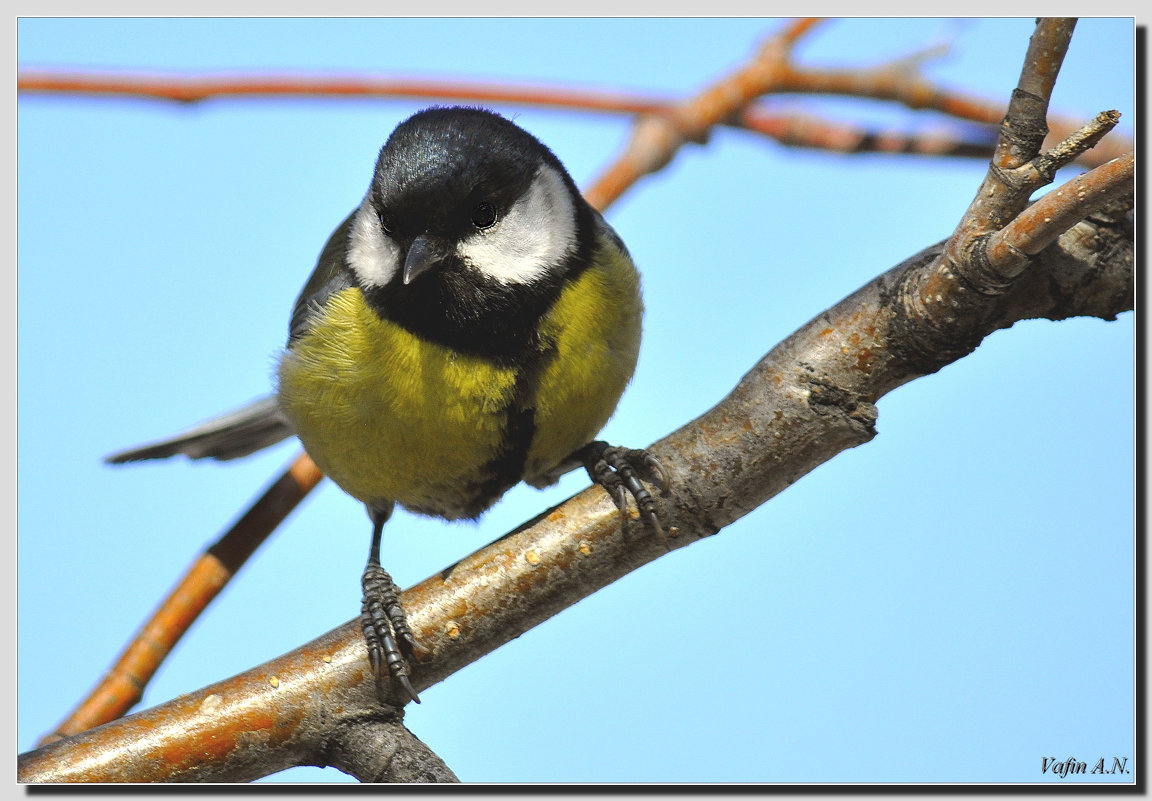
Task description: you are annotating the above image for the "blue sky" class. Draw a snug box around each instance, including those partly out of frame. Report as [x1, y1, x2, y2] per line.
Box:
[16, 18, 1134, 783]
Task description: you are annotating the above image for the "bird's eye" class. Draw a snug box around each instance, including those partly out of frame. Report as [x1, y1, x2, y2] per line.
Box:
[377, 208, 394, 236]
[471, 202, 498, 230]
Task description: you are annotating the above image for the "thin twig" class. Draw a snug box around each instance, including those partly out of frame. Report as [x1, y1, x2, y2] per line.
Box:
[585, 18, 822, 210]
[944, 19, 1078, 275]
[37, 453, 324, 745]
[17, 71, 675, 113]
[888, 18, 1131, 384]
[18, 19, 1130, 170]
[987, 152, 1134, 264]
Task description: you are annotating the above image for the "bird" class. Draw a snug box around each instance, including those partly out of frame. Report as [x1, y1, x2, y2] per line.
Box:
[107, 106, 668, 705]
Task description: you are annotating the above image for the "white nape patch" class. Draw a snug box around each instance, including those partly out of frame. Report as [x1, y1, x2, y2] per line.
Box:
[456, 164, 578, 285]
[346, 197, 402, 288]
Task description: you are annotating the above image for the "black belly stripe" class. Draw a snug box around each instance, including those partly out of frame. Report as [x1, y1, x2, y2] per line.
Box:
[351, 211, 599, 510]
[470, 328, 560, 507]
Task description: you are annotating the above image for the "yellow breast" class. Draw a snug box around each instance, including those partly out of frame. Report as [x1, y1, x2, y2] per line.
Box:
[275, 239, 642, 519]
[524, 245, 642, 483]
[277, 286, 518, 517]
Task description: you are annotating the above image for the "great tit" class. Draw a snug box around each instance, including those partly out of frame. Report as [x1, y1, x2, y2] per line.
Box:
[107, 106, 667, 704]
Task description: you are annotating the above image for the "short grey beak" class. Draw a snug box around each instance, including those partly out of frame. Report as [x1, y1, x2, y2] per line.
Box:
[403, 234, 444, 285]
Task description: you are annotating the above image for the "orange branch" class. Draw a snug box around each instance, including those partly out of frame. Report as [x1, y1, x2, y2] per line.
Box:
[18, 18, 1129, 172]
[987, 152, 1134, 264]
[17, 71, 673, 115]
[38, 453, 323, 744]
[584, 18, 823, 211]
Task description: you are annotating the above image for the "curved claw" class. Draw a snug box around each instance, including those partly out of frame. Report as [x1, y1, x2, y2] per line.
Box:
[640, 451, 670, 493]
[361, 564, 421, 704]
[397, 673, 420, 705]
[610, 484, 629, 513]
[640, 506, 666, 544]
[610, 485, 630, 531]
[580, 441, 670, 548]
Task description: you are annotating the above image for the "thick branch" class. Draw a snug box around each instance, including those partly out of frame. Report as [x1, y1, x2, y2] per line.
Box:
[37, 454, 324, 745]
[18, 201, 1132, 783]
[322, 718, 458, 782]
[20, 16, 1130, 781]
[896, 18, 1131, 379]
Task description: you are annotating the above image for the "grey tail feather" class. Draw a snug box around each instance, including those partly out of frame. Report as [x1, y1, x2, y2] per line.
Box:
[105, 395, 295, 464]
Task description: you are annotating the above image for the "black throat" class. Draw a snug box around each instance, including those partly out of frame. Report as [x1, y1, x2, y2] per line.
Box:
[358, 244, 595, 504]
[359, 226, 594, 367]
[360, 267, 550, 366]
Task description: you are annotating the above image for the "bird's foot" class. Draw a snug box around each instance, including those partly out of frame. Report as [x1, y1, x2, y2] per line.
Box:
[580, 441, 670, 547]
[361, 564, 420, 704]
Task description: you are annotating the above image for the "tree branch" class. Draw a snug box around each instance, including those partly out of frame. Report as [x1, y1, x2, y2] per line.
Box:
[20, 17, 1131, 782]
[881, 17, 1132, 390]
[583, 18, 822, 209]
[17, 21, 1130, 171]
[18, 623, 457, 782]
[322, 717, 459, 783]
[18, 187, 1132, 783]
[987, 151, 1132, 267]
[37, 454, 324, 745]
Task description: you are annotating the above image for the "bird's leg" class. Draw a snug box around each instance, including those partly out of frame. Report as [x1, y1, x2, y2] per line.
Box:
[578, 441, 670, 547]
[360, 502, 420, 704]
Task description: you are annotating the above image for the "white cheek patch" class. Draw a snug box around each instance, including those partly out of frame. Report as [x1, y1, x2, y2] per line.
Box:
[456, 165, 578, 285]
[346, 197, 402, 288]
